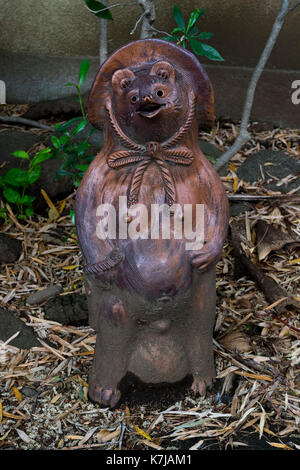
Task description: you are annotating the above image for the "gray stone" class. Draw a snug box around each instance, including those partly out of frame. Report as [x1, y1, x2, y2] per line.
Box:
[0, 130, 41, 175]
[0, 307, 40, 349]
[26, 284, 63, 305]
[21, 386, 38, 398]
[237, 150, 300, 193]
[199, 140, 222, 162]
[0, 233, 22, 263]
[229, 203, 253, 217]
[44, 294, 88, 326]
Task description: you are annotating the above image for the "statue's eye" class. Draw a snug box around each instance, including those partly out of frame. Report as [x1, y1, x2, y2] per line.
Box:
[156, 90, 164, 97]
[131, 95, 138, 103]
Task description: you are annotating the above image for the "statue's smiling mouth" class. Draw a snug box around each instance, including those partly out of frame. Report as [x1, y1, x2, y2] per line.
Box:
[137, 101, 165, 118]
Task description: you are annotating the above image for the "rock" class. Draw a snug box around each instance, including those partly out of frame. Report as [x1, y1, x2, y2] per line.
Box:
[198, 140, 229, 176]
[250, 121, 274, 132]
[26, 284, 63, 305]
[21, 385, 38, 398]
[22, 95, 87, 120]
[0, 233, 22, 263]
[0, 307, 40, 349]
[229, 202, 253, 217]
[199, 140, 222, 162]
[33, 158, 73, 201]
[44, 294, 88, 326]
[0, 130, 42, 176]
[237, 150, 300, 193]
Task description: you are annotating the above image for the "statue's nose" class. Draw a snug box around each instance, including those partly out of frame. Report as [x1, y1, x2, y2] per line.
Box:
[141, 94, 152, 103]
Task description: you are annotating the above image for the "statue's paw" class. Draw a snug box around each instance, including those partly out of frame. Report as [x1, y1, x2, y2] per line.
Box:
[191, 376, 214, 397]
[88, 384, 121, 408]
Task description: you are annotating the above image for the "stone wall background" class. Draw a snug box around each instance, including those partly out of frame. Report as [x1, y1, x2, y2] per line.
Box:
[0, 0, 299, 125]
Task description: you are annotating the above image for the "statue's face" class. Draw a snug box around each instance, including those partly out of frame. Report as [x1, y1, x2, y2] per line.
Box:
[111, 61, 187, 144]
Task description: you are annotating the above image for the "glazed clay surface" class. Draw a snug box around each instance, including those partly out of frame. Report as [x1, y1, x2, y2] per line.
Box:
[75, 39, 229, 407]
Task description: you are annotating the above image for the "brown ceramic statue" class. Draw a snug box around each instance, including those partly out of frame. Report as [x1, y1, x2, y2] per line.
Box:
[75, 39, 229, 407]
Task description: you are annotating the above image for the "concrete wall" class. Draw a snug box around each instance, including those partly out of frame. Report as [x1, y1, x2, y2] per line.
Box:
[1, 0, 300, 125]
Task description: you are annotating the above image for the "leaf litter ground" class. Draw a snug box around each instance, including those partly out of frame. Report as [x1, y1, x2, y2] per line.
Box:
[0, 114, 299, 451]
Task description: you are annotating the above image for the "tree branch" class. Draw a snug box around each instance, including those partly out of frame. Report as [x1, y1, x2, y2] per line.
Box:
[287, 0, 300, 14]
[99, 0, 108, 65]
[214, 0, 295, 173]
[137, 0, 156, 39]
[0, 115, 53, 131]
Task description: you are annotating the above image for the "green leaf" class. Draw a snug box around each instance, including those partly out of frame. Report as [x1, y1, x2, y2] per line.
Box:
[198, 42, 224, 61]
[27, 165, 41, 184]
[55, 117, 82, 133]
[204, 154, 216, 164]
[64, 82, 76, 87]
[70, 210, 76, 225]
[71, 119, 87, 136]
[3, 187, 21, 203]
[193, 32, 214, 40]
[25, 207, 34, 217]
[83, 0, 113, 20]
[51, 135, 61, 149]
[161, 36, 180, 43]
[189, 39, 224, 61]
[171, 27, 184, 35]
[78, 60, 90, 88]
[12, 150, 30, 160]
[75, 164, 89, 172]
[0, 208, 8, 219]
[188, 26, 198, 36]
[173, 5, 185, 30]
[19, 194, 35, 205]
[32, 149, 52, 166]
[186, 9, 206, 34]
[4, 168, 28, 187]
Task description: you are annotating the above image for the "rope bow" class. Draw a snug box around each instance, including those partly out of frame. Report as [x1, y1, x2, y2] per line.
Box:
[106, 94, 196, 206]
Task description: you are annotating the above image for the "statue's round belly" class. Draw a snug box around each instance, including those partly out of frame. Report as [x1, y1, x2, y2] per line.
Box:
[128, 330, 189, 383]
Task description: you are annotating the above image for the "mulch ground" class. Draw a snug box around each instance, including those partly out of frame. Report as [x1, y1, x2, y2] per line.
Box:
[0, 106, 299, 450]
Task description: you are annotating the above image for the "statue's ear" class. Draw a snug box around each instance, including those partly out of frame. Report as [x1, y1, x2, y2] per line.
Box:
[150, 61, 175, 83]
[112, 68, 135, 95]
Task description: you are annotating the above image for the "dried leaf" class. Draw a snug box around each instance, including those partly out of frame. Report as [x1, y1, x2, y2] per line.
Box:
[97, 428, 121, 443]
[12, 387, 22, 403]
[134, 425, 152, 440]
[220, 330, 252, 353]
[255, 220, 297, 261]
[16, 429, 31, 443]
[268, 442, 294, 450]
[78, 427, 98, 446]
[140, 439, 163, 450]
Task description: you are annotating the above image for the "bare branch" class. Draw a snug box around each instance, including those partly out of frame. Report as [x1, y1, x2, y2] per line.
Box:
[0, 115, 53, 131]
[137, 0, 156, 39]
[149, 25, 173, 37]
[99, 1, 108, 65]
[214, 0, 295, 172]
[227, 193, 300, 203]
[84, 2, 136, 14]
[130, 10, 147, 35]
[286, 0, 300, 14]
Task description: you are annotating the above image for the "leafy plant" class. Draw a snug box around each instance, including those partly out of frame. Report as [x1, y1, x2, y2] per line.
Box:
[51, 60, 96, 188]
[163, 5, 224, 61]
[0, 148, 52, 219]
[82, 0, 113, 20]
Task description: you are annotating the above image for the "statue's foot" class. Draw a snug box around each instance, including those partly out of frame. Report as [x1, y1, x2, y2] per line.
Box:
[191, 375, 214, 397]
[88, 383, 121, 408]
